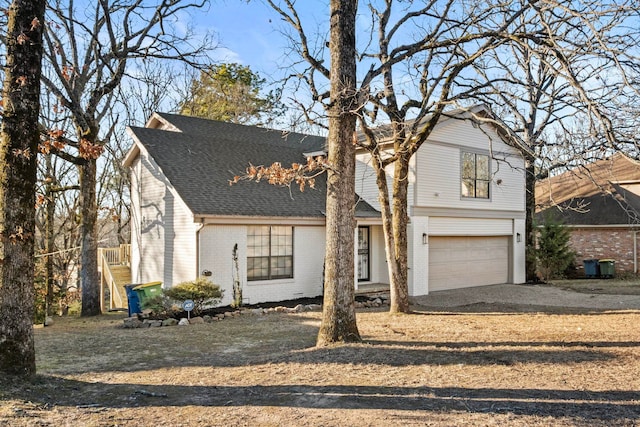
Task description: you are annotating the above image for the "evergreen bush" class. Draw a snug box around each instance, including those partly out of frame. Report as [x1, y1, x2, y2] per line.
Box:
[535, 215, 575, 281]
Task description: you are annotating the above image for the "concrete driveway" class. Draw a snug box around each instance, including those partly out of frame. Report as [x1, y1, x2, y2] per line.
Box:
[410, 283, 640, 310]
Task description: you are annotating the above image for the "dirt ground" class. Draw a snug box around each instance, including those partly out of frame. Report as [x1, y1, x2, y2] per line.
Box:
[1, 279, 640, 426]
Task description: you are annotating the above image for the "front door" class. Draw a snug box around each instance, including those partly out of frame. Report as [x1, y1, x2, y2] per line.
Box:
[357, 226, 370, 281]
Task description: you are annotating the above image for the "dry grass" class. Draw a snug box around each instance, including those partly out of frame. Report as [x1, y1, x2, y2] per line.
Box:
[1, 291, 640, 426]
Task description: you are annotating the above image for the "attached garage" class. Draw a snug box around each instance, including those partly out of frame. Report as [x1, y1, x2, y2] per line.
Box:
[428, 236, 510, 291]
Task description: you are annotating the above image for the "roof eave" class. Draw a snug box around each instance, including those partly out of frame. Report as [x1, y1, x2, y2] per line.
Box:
[194, 214, 328, 226]
[122, 127, 141, 168]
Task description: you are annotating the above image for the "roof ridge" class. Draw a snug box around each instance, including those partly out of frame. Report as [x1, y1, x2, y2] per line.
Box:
[154, 112, 324, 143]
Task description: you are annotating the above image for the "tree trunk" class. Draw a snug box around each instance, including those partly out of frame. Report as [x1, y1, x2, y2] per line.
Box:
[389, 155, 411, 313]
[525, 154, 537, 282]
[45, 183, 55, 317]
[0, 0, 46, 377]
[79, 159, 100, 316]
[316, 0, 360, 346]
[373, 153, 411, 313]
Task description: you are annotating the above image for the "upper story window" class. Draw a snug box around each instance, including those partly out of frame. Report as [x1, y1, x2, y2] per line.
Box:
[247, 226, 293, 281]
[461, 151, 490, 199]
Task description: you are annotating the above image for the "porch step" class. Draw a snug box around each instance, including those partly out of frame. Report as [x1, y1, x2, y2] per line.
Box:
[110, 265, 132, 284]
[109, 265, 131, 309]
[355, 283, 390, 295]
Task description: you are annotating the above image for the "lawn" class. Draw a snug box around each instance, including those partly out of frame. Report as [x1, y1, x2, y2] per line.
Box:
[1, 291, 639, 426]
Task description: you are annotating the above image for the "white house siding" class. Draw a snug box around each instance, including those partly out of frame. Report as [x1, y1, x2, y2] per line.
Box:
[135, 152, 196, 288]
[168, 200, 198, 286]
[355, 153, 416, 210]
[415, 122, 525, 212]
[129, 156, 142, 285]
[512, 218, 526, 285]
[409, 217, 429, 296]
[198, 225, 246, 306]
[403, 120, 527, 294]
[427, 217, 514, 236]
[199, 224, 325, 306]
[355, 157, 380, 210]
[370, 226, 389, 284]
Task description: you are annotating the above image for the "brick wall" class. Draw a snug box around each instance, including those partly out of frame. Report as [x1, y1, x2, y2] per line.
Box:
[569, 227, 638, 276]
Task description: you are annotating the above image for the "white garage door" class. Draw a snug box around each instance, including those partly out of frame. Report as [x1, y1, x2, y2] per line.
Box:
[429, 236, 509, 291]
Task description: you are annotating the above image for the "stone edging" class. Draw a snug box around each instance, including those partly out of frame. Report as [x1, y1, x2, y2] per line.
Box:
[122, 296, 388, 329]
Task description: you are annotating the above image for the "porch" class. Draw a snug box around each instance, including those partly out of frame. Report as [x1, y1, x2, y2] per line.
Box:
[355, 282, 390, 295]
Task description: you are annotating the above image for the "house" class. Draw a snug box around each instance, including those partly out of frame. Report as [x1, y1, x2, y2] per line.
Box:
[536, 153, 640, 275]
[123, 109, 526, 306]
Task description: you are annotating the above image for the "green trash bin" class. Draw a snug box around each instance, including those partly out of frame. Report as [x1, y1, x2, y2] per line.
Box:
[598, 259, 615, 278]
[133, 281, 163, 308]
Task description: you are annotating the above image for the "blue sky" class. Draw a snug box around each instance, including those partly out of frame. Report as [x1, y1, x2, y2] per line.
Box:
[205, 2, 280, 70]
[200, 2, 329, 83]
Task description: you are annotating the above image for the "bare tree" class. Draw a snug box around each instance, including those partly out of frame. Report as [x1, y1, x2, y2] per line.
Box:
[41, 0, 213, 316]
[464, 0, 640, 280]
[116, 59, 186, 124]
[35, 86, 81, 318]
[266, 0, 640, 313]
[0, 0, 46, 377]
[316, 0, 361, 345]
[252, 0, 361, 344]
[35, 152, 79, 317]
[101, 59, 194, 249]
[267, 0, 534, 312]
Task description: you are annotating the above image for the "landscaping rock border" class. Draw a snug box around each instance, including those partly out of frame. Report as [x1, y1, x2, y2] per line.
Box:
[122, 296, 388, 328]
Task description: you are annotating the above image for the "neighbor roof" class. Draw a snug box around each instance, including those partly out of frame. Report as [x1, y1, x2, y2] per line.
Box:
[126, 113, 380, 219]
[535, 153, 640, 225]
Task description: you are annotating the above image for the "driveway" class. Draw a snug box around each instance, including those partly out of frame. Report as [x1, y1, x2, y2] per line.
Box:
[410, 283, 640, 311]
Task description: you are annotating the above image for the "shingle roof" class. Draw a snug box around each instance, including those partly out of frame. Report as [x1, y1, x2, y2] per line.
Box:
[128, 114, 380, 219]
[535, 153, 640, 225]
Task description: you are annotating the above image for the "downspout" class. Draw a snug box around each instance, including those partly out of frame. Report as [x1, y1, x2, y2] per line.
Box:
[195, 219, 205, 279]
[634, 230, 639, 274]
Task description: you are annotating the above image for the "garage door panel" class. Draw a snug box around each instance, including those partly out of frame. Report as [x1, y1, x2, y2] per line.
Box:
[429, 236, 509, 291]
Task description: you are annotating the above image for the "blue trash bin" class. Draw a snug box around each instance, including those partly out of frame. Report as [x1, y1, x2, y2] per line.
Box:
[583, 259, 600, 278]
[125, 283, 143, 317]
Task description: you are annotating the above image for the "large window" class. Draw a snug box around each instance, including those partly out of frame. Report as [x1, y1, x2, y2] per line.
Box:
[247, 226, 293, 281]
[461, 151, 490, 199]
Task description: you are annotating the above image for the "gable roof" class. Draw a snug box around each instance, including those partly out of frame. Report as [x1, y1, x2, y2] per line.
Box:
[355, 104, 531, 156]
[125, 113, 380, 219]
[535, 153, 640, 225]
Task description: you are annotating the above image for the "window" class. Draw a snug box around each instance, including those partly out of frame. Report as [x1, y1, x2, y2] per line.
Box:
[461, 151, 490, 199]
[247, 226, 293, 281]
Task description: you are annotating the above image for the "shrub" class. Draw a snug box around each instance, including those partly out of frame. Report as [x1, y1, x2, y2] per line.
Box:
[163, 277, 223, 315]
[141, 294, 179, 319]
[535, 216, 576, 281]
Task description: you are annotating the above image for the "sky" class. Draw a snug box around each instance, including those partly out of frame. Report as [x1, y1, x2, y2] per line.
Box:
[179, 1, 333, 131]
[196, 2, 328, 85]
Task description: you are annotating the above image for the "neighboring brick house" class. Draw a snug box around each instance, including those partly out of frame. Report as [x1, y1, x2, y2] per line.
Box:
[536, 153, 640, 276]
